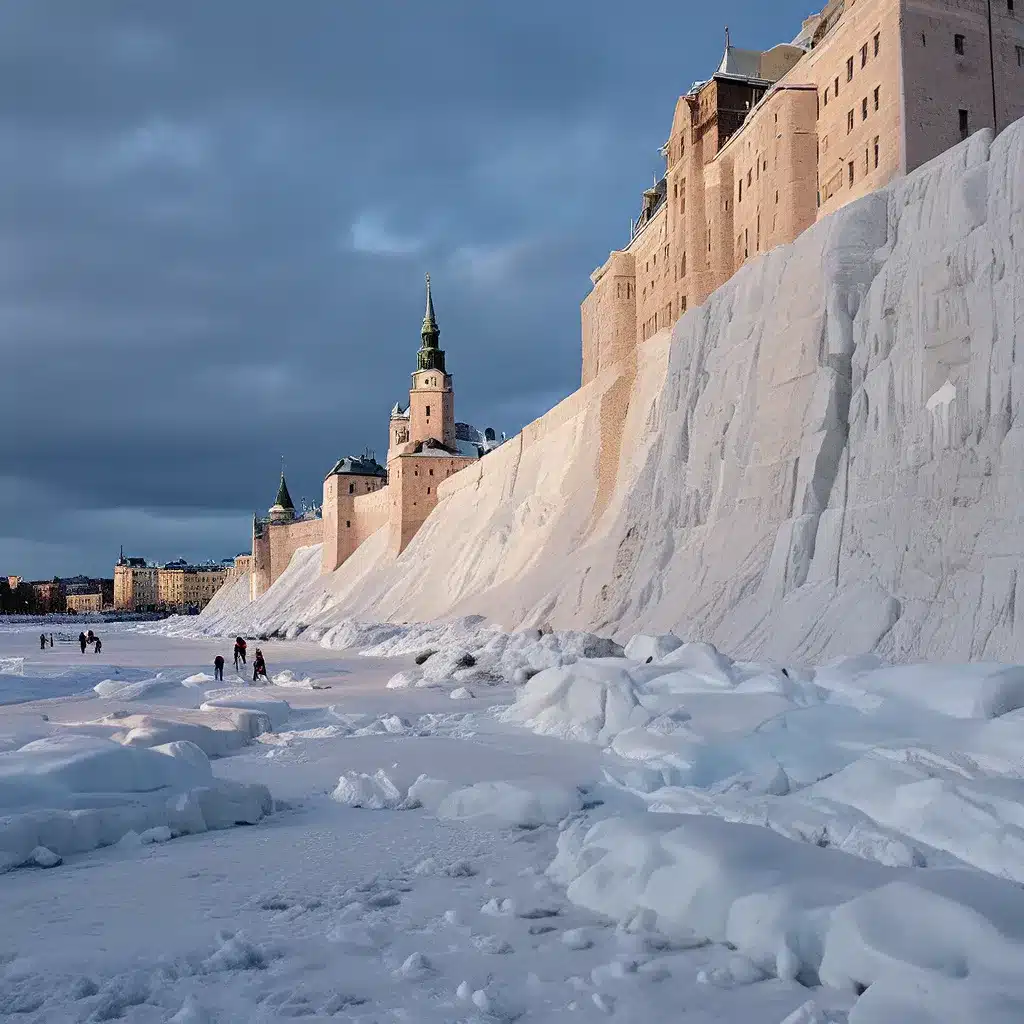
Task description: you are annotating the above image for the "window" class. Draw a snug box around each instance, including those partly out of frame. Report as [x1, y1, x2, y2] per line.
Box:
[429, 468, 433, 475]
[744, 228, 749, 258]
[1010, 0, 1016, 11]
[426, 487, 431, 495]
[865, 146, 869, 173]
[835, 76, 840, 95]
[862, 97, 868, 120]
[874, 33, 880, 57]
[954, 34, 965, 55]
[874, 86, 880, 111]
[346, 520, 351, 528]
[824, 86, 829, 106]
[847, 56, 854, 81]
[349, 483, 354, 494]
[681, 251, 687, 276]
[425, 405, 430, 417]
[847, 109, 854, 132]
[1017, 44, 1023, 66]
[959, 108, 969, 140]
[874, 136, 879, 168]
[775, 190, 779, 204]
[861, 44, 868, 67]
[747, 169, 752, 187]
[848, 161, 855, 186]
[922, 33, 927, 46]
[681, 296, 687, 313]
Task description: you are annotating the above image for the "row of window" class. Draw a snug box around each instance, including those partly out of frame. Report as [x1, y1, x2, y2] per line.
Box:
[846, 85, 881, 133]
[822, 30, 880, 108]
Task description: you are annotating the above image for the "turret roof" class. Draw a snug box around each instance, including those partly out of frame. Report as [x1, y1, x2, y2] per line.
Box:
[272, 472, 295, 511]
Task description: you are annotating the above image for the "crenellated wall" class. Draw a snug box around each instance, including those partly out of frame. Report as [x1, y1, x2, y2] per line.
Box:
[252, 517, 323, 599]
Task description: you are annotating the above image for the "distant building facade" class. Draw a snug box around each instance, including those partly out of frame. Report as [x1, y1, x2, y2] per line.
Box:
[251, 276, 502, 598]
[113, 550, 231, 612]
[66, 593, 102, 614]
[582, 0, 1024, 384]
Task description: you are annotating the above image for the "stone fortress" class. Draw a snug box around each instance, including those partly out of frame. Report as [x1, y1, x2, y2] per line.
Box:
[250, 276, 501, 598]
[582, 0, 1024, 384]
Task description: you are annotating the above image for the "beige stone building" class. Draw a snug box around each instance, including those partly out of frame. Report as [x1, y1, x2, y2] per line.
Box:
[251, 277, 501, 598]
[582, 0, 1024, 384]
[114, 553, 159, 611]
[66, 593, 102, 614]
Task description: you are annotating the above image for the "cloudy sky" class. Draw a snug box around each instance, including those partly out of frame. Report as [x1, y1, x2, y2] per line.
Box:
[0, 0, 809, 579]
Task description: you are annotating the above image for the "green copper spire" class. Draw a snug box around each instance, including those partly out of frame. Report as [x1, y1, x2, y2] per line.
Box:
[274, 472, 295, 511]
[417, 273, 446, 373]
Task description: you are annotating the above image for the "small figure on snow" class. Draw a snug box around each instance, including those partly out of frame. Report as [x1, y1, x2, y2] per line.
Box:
[252, 648, 268, 683]
[39, 633, 47, 651]
[78, 632, 87, 654]
[49, 634, 54, 648]
[214, 654, 225, 681]
[233, 636, 247, 670]
[93, 636, 102, 654]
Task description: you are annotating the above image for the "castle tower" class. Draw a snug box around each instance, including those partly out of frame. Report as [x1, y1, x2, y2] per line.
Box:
[407, 274, 456, 450]
[267, 472, 296, 524]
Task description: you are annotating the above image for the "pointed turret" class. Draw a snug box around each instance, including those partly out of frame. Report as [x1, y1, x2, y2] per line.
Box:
[417, 273, 446, 373]
[274, 472, 295, 511]
[268, 471, 296, 523]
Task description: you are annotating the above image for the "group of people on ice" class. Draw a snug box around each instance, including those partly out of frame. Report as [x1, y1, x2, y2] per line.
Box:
[211, 636, 267, 683]
[78, 630, 102, 654]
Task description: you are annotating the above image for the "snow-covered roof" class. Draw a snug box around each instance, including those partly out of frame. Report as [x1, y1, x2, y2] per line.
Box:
[390, 402, 409, 419]
[327, 455, 386, 478]
[717, 45, 764, 79]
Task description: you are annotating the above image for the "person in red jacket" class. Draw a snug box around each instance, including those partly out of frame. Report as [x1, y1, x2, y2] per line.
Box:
[233, 637, 247, 670]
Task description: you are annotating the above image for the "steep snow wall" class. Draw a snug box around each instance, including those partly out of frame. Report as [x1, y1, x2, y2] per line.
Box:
[214, 121, 1024, 662]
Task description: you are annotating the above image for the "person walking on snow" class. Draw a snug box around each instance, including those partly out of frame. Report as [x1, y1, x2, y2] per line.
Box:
[93, 636, 102, 654]
[252, 648, 267, 683]
[39, 634, 47, 650]
[214, 655, 225, 681]
[233, 637, 247, 670]
[78, 632, 87, 654]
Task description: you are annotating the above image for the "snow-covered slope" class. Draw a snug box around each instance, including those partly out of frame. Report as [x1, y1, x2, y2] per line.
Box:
[209, 120, 1024, 662]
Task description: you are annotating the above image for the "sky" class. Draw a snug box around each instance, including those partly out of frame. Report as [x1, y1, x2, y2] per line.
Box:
[0, 0, 812, 579]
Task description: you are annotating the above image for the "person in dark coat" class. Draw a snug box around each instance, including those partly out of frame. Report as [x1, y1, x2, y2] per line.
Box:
[252, 648, 267, 683]
[214, 655, 225, 681]
[93, 637, 102, 654]
[40, 634, 47, 650]
[233, 637, 247, 670]
[79, 632, 87, 654]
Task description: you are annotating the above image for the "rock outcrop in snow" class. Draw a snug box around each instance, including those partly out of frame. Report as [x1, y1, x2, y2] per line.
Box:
[198, 120, 1024, 662]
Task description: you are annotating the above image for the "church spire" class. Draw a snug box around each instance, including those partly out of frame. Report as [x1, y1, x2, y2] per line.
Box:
[416, 273, 446, 373]
[274, 471, 295, 512]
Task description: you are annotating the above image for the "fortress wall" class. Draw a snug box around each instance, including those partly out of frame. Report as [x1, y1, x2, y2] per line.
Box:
[322, 474, 387, 573]
[268, 518, 322, 592]
[727, 85, 820, 272]
[630, 206, 671, 345]
[388, 454, 476, 555]
[581, 251, 637, 386]
[804, 0, 903, 215]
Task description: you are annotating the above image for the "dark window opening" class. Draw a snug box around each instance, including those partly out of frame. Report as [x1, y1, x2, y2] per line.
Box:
[922, 33, 927, 46]
[959, 108, 969, 140]
[874, 136, 879, 168]
[346, 520, 351, 528]
[848, 161, 854, 186]
[847, 109, 854, 132]
[862, 97, 868, 120]
[847, 56, 854, 81]
[861, 44, 868, 67]
[835, 76, 840, 95]
[874, 33, 880, 56]
[874, 86, 880, 111]
[954, 34, 965, 55]
[824, 86, 829, 106]
[425, 405, 430, 417]
[348, 483, 354, 494]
